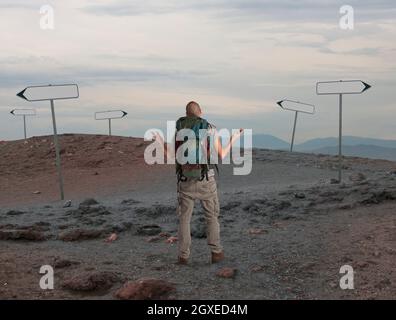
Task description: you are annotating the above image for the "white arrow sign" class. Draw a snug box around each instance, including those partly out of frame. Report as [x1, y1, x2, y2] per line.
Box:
[316, 79, 371, 183]
[10, 108, 37, 140]
[316, 80, 371, 95]
[10, 108, 36, 116]
[95, 110, 128, 136]
[17, 84, 79, 102]
[95, 110, 128, 120]
[277, 99, 315, 152]
[277, 100, 315, 115]
[16, 83, 80, 200]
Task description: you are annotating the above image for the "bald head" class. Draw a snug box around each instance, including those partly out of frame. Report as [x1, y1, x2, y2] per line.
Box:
[186, 101, 202, 117]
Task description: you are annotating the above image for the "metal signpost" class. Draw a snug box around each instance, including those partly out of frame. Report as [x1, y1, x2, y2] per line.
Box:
[277, 99, 315, 152]
[17, 84, 79, 200]
[316, 80, 371, 182]
[10, 108, 36, 140]
[95, 110, 128, 136]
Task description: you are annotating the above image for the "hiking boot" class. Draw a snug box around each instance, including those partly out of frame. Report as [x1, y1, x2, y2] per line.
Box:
[211, 251, 225, 264]
[177, 257, 188, 265]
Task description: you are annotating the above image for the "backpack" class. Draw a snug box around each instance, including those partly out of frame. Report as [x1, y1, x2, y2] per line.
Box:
[175, 116, 218, 181]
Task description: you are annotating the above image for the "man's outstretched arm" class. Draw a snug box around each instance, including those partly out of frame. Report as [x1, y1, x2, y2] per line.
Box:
[213, 129, 244, 160]
[151, 131, 175, 162]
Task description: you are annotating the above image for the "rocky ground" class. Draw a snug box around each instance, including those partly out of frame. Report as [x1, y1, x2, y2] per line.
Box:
[0, 134, 395, 299]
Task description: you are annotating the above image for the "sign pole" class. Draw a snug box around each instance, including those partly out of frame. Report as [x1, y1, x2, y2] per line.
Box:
[316, 80, 371, 184]
[290, 111, 298, 152]
[338, 94, 343, 182]
[95, 110, 127, 135]
[277, 100, 315, 153]
[16, 83, 79, 201]
[50, 99, 65, 200]
[23, 115, 27, 140]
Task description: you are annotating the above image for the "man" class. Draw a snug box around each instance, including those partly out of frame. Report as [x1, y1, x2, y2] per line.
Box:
[154, 101, 243, 265]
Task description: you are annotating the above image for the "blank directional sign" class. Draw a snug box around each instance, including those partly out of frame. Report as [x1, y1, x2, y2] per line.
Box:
[16, 83, 80, 201]
[277, 100, 315, 114]
[95, 110, 128, 136]
[10, 108, 36, 116]
[95, 110, 128, 120]
[10, 108, 37, 140]
[316, 79, 371, 183]
[17, 84, 79, 102]
[277, 99, 315, 152]
[316, 80, 371, 95]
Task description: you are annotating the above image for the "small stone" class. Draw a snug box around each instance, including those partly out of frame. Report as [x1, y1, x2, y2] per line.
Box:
[0, 230, 46, 241]
[62, 271, 119, 291]
[79, 198, 99, 207]
[105, 233, 118, 243]
[165, 236, 178, 244]
[159, 232, 171, 238]
[248, 228, 267, 235]
[6, 210, 25, 216]
[356, 261, 369, 269]
[63, 200, 72, 208]
[349, 172, 366, 182]
[115, 279, 176, 300]
[58, 229, 103, 241]
[146, 236, 161, 243]
[137, 225, 162, 236]
[121, 199, 140, 205]
[294, 193, 306, 199]
[216, 267, 237, 279]
[54, 259, 80, 268]
[32, 191, 41, 194]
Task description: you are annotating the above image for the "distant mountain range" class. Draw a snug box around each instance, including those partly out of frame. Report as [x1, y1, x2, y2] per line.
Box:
[253, 134, 396, 161]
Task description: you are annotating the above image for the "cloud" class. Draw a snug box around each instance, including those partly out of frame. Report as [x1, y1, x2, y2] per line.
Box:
[81, 0, 396, 22]
[0, 55, 213, 88]
[1, 0, 396, 141]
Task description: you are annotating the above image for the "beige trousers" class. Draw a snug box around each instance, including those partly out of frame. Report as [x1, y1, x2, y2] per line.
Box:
[176, 176, 222, 259]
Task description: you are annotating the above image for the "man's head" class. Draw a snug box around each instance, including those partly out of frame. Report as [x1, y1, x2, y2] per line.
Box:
[186, 101, 202, 117]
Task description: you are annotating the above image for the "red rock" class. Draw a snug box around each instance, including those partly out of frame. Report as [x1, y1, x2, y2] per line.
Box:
[248, 228, 267, 235]
[159, 232, 171, 238]
[105, 233, 118, 243]
[216, 267, 237, 279]
[115, 278, 176, 300]
[165, 236, 178, 244]
[62, 271, 119, 291]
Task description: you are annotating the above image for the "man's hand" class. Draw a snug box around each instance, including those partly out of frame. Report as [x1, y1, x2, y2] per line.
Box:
[150, 130, 175, 162]
[230, 128, 244, 143]
[151, 131, 165, 144]
[232, 128, 244, 139]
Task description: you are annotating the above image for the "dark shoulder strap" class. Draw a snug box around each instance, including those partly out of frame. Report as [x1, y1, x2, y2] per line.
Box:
[176, 117, 185, 131]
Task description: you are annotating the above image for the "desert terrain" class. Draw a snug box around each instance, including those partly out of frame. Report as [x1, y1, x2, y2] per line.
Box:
[0, 134, 395, 299]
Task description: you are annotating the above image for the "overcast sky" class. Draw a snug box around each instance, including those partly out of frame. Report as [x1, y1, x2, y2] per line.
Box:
[0, 0, 395, 142]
